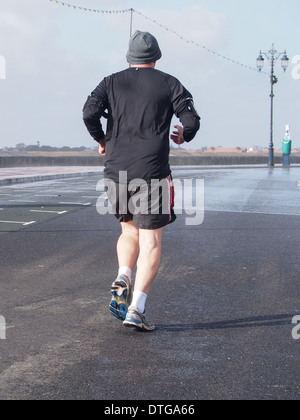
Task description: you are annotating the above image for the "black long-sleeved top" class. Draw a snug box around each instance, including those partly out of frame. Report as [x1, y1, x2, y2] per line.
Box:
[83, 67, 200, 183]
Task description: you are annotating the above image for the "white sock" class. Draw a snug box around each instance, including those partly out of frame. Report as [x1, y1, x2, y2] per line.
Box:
[131, 291, 148, 314]
[118, 266, 132, 285]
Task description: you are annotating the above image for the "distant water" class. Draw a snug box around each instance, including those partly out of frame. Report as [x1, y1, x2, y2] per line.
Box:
[172, 167, 300, 216]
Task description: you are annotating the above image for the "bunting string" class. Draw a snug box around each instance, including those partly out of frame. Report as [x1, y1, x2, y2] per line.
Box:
[50, 0, 267, 74]
[134, 9, 267, 74]
[49, 0, 132, 14]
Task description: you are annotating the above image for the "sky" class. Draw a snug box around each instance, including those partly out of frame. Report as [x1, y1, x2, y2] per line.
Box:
[0, 0, 300, 150]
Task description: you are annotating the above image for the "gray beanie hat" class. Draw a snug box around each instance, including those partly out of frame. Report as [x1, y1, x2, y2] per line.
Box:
[126, 31, 162, 64]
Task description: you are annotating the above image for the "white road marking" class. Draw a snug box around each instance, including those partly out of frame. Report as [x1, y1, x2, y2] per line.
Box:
[12, 190, 34, 192]
[9, 200, 37, 203]
[81, 196, 99, 198]
[0, 220, 36, 226]
[30, 210, 68, 215]
[34, 195, 61, 197]
[58, 202, 91, 206]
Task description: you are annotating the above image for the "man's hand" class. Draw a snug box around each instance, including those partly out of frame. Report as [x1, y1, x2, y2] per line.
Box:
[98, 140, 106, 156]
[170, 125, 185, 145]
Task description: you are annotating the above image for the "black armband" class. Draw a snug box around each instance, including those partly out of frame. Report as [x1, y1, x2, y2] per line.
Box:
[176, 97, 200, 121]
[176, 97, 201, 142]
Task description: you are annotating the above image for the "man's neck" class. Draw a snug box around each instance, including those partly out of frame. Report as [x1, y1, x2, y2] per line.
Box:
[130, 63, 156, 69]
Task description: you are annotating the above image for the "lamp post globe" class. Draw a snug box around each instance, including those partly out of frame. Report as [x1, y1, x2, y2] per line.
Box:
[257, 53, 265, 72]
[281, 52, 289, 72]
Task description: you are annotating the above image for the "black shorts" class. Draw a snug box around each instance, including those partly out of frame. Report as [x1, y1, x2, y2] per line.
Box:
[105, 175, 176, 230]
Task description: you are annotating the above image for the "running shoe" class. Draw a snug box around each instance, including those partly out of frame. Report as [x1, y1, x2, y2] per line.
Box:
[109, 275, 131, 321]
[123, 305, 155, 332]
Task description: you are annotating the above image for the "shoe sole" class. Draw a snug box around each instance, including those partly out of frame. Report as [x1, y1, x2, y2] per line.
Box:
[123, 318, 155, 332]
[109, 280, 130, 321]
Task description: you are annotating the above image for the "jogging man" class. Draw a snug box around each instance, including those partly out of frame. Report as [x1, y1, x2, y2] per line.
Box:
[83, 31, 200, 331]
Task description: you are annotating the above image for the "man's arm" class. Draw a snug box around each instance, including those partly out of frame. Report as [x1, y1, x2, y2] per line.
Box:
[83, 80, 108, 144]
[174, 97, 201, 143]
[169, 77, 201, 144]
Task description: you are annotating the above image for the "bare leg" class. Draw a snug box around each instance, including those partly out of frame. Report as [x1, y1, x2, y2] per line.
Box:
[110, 222, 140, 320]
[134, 227, 164, 295]
[117, 221, 140, 271]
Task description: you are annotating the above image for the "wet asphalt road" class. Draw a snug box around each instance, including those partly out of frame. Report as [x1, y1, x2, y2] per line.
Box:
[0, 167, 299, 400]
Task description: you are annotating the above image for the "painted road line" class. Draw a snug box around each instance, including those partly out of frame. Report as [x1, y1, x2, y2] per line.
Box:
[9, 200, 37, 203]
[56, 190, 83, 193]
[30, 210, 68, 215]
[58, 202, 91, 206]
[0, 220, 36, 226]
[34, 194, 62, 197]
[81, 196, 100, 199]
[12, 189, 35, 192]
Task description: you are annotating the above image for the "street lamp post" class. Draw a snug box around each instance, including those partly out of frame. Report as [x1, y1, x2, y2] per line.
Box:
[257, 44, 289, 167]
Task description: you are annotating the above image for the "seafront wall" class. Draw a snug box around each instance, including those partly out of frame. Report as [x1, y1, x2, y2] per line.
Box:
[1, 154, 300, 168]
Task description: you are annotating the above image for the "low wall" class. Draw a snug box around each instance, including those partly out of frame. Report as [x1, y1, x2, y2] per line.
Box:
[1, 154, 300, 168]
[0, 155, 104, 168]
[170, 155, 291, 166]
